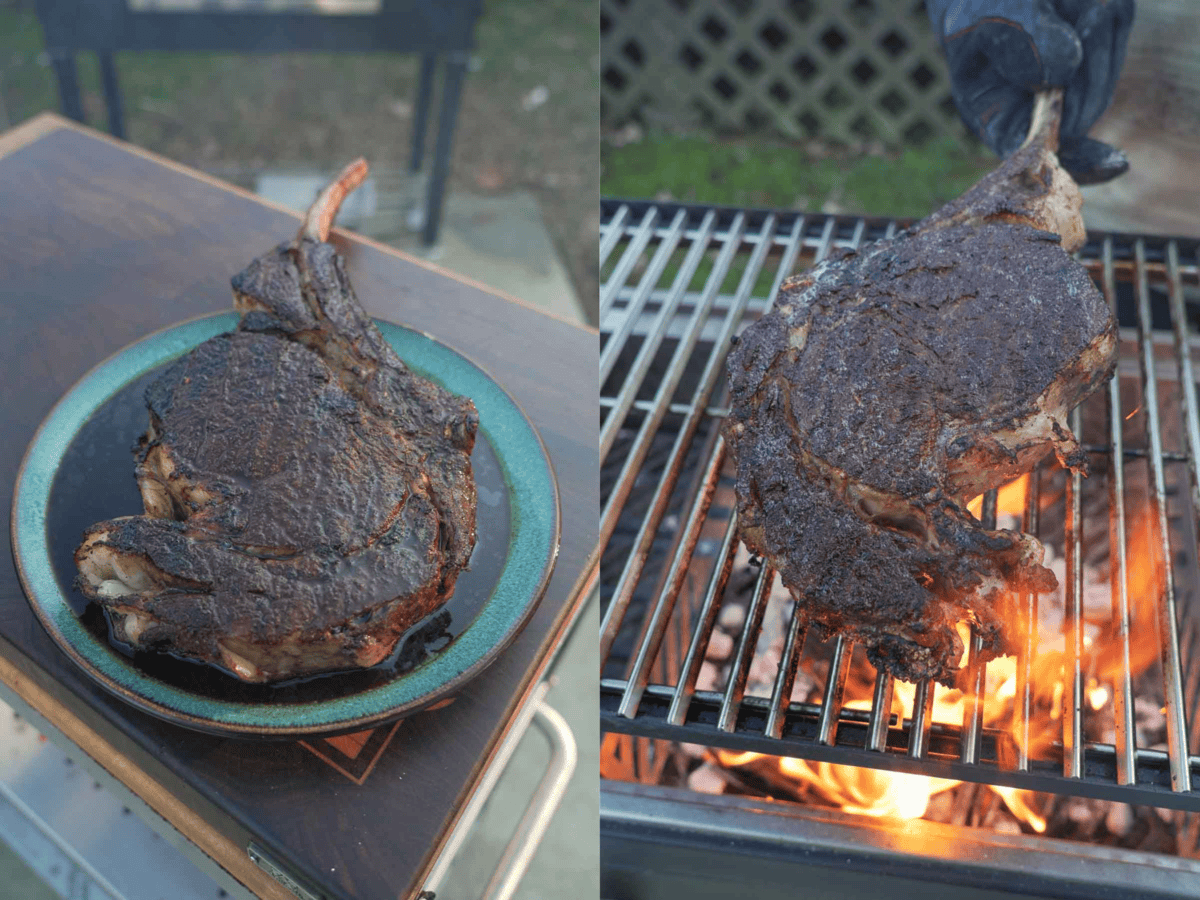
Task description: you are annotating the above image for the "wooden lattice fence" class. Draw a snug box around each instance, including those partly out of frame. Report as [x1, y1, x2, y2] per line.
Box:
[600, 0, 971, 147]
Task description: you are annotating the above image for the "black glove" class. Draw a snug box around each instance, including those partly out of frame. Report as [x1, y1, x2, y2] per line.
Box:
[926, 0, 1136, 184]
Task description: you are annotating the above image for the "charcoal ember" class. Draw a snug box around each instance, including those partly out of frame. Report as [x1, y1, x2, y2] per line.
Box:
[747, 647, 782, 693]
[706, 630, 734, 660]
[991, 814, 1023, 835]
[718, 601, 746, 632]
[1106, 802, 1135, 836]
[1135, 696, 1168, 745]
[1066, 800, 1097, 827]
[687, 763, 729, 795]
[925, 790, 955, 824]
[697, 661, 722, 692]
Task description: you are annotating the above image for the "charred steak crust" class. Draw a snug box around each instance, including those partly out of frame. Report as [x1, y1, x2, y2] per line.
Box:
[724, 216, 1117, 686]
[74, 167, 479, 684]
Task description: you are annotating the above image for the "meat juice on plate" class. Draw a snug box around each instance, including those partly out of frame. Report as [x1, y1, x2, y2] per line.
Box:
[46, 367, 509, 705]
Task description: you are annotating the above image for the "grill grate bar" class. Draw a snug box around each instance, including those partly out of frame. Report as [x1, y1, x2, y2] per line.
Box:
[599, 212, 731, 461]
[628, 219, 869, 255]
[907, 680, 936, 759]
[960, 642, 984, 762]
[866, 671, 895, 753]
[596, 212, 717, 551]
[667, 510, 740, 726]
[718, 555, 773, 732]
[600, 207, 659, 318]
[960, 491, 997, 765]
[1166, 241, 1200, 782]
[765, 586, 808, 739]
[599, 208, 689, 385]
[614, 209, 782, 714]
[1016, 464, 1043, 772]
[1135, 239, 1192, 792]
[601, 681, 1200, 811]
[818, 636, 852, 747]
[1187, 616, 1200, 769]
[1064, 405, 1086, 779]
[598, 217, 729, 662]
[1102, 239, 1137, 784]
[598, 203, 629, 270]
[617, 441, 727, 718]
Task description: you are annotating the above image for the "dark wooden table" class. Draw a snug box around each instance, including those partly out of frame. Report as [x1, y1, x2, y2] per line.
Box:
[0, 114, 598, 900]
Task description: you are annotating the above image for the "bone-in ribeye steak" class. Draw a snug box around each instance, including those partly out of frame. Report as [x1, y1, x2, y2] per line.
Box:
[75, 160, 478, 684]
[724, 103, 1117, 685]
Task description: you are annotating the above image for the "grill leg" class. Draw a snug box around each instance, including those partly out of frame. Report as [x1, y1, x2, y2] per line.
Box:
[98, 52, 125, 140]
[409, 52, 437, 173]
[422, 50, 467, 247]
[49, 51, 84, 124]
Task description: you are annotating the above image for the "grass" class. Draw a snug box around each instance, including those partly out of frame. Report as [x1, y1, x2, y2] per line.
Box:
[601, 132, 996, 219]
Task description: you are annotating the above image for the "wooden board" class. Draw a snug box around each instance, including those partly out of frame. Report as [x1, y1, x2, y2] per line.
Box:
[0, 114, 598, 900]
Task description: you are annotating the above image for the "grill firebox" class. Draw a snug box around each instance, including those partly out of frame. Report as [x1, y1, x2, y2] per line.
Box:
[599, 198, 1200, 897]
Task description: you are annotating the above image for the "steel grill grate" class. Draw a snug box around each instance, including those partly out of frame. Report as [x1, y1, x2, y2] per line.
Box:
[599, 197, 1200, 812]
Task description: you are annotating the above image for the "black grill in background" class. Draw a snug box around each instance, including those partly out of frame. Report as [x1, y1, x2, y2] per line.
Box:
[598, 197, 1200, 813]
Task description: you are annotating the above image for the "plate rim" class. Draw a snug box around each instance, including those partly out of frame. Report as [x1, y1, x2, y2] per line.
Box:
[10, 311, 560, 737]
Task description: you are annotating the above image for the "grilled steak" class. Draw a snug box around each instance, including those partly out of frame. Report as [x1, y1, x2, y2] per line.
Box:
[724, 96, 1117, 685]
[75, 160, 478, 683]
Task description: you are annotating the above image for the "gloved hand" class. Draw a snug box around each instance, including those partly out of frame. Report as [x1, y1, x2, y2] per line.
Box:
[926, 0, 1136, 184]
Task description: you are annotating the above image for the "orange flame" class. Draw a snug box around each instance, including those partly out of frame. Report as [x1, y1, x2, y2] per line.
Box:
[967, 473, 1030, 521]
[714, 474, 1166, 835]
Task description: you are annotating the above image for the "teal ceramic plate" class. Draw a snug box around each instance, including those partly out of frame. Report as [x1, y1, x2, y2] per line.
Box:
[11, 313, 559, 737]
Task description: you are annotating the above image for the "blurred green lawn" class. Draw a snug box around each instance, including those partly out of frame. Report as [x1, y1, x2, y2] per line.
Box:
[601, 132, 996, 219]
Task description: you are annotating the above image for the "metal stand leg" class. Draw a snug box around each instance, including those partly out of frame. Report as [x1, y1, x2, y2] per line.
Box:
[421, 680, 578, 900]
[410, 52, 437, 173]
[49, 51, 84, 123]
[481, 701, 577, 900]
[98, 52, 125, 139]
[422, 50, 468, 247]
